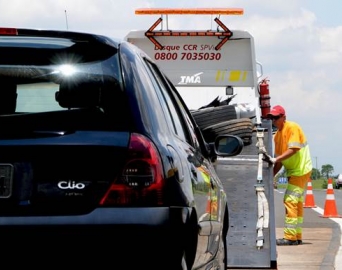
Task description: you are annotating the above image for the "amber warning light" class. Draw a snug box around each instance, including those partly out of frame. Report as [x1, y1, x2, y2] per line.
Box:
[135, 8, 244, 51]
[135, 8, 244, 15]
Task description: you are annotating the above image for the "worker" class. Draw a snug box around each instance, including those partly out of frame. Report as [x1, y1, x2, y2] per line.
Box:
[263, 105, 312, 246]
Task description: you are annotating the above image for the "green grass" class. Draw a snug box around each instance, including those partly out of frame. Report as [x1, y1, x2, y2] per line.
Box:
[277, 178, 331, 189]
[311, 179, 328, 189]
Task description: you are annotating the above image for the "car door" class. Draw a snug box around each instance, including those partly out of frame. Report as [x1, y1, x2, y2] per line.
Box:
[145, 59, 222, 267]
[172, 95, 225, 268]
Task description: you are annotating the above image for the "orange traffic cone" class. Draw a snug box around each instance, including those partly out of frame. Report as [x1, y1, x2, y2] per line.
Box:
[320, 178, 342, 218]
[304, 178, 316, 208]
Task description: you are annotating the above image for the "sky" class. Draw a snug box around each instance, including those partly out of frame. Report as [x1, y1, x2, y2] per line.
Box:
[0, 0, 341, 175]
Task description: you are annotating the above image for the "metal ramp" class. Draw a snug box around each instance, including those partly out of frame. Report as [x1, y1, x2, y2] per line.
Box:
[216, 120, 277, 269]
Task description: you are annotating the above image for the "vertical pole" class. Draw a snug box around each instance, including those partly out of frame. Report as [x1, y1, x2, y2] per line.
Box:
[65, 10, 69, 30]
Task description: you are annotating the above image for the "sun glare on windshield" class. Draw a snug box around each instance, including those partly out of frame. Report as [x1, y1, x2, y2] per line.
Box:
[59, 64, 76, 76]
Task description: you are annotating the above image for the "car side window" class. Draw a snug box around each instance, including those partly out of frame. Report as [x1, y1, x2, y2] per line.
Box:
[165, 79, 201, 150]
[145, 60, 203, 152]
[144, 60, 191, 144]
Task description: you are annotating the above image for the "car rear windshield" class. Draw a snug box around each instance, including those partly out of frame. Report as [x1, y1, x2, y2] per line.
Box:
[0, 34, 131, 131]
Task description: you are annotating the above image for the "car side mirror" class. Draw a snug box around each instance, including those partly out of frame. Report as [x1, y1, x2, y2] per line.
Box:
[210, 135, 244, 157]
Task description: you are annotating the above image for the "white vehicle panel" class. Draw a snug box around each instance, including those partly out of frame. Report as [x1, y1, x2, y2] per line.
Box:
[125, 30, 258, 88]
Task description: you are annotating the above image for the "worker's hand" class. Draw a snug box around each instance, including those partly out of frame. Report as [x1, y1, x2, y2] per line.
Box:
[262, 153, 276, 165]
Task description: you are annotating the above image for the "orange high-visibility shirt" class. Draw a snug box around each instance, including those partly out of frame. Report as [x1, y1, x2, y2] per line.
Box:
[274, 121, 312, 176]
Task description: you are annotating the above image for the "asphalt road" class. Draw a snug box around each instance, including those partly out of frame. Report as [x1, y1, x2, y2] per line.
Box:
[274, 188, 342, 270]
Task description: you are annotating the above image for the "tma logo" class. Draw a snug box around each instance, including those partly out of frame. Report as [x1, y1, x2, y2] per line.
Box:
[178, 72, 203, 85]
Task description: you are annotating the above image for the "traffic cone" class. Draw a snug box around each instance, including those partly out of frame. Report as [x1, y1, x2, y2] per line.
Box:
[320, 178, 342, 218]
[304, 178, 316, 208]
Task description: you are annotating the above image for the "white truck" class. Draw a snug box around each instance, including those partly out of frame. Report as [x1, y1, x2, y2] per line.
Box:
[125, 7, 277, 269]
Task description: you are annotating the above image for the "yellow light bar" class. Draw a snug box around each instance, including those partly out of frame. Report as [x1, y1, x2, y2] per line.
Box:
[145, 31, 232, 37]
[135, 8, 244, 15]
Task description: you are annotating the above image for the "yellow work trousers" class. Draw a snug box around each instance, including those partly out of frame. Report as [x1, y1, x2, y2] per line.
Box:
[283, 171, 311, 241]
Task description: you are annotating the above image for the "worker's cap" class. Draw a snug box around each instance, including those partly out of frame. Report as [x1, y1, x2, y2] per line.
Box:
[267, 105, 286, 117]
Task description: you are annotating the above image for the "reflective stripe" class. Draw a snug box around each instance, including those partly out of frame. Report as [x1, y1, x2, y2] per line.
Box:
[285, 189, 302, 199]
[288, 141, 307, 148]
[284, 222, 297, 229]
[326, 194, 335, 200]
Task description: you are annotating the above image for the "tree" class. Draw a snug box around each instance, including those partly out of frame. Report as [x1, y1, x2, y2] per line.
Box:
[311, 168, 321, 180]
[321, 164, 334, 179]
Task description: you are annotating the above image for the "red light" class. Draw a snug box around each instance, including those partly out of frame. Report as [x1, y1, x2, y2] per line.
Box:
[100, 133, 165, 206]
[0, 28, 18, 35]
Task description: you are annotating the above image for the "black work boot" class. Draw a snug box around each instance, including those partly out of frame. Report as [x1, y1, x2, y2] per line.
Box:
[276, 238, 298, 246]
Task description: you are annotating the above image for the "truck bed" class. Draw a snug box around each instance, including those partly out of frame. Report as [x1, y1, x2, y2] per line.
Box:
[216, 120, 277, 269]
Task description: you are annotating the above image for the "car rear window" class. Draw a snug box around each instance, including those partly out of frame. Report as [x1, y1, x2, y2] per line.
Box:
[0, 34, 131, 131]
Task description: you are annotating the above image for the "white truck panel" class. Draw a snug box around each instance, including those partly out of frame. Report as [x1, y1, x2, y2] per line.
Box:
[125, 29, 262, 123]
[125, 30, 258, 88]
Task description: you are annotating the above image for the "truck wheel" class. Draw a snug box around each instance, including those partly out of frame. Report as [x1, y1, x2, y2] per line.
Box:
[202, 118, 254, 145]
[191, 105, 237, 130]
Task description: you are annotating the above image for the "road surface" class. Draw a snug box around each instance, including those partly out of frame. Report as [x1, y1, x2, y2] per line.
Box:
[275, 188, 342, 270]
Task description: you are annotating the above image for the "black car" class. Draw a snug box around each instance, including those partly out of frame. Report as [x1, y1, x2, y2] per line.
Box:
[0, 27, 243, 270]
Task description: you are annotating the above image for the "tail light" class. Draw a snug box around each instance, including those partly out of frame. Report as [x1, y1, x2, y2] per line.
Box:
[100, 133, 165, 206]
[0, 28, 18, 35]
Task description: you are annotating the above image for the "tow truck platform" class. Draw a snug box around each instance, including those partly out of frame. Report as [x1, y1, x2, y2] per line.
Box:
[216, 120, 277, 269]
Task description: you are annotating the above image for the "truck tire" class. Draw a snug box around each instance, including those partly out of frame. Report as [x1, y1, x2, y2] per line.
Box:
[202, 118, 254, 145]
[191, 105, 237, 130]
